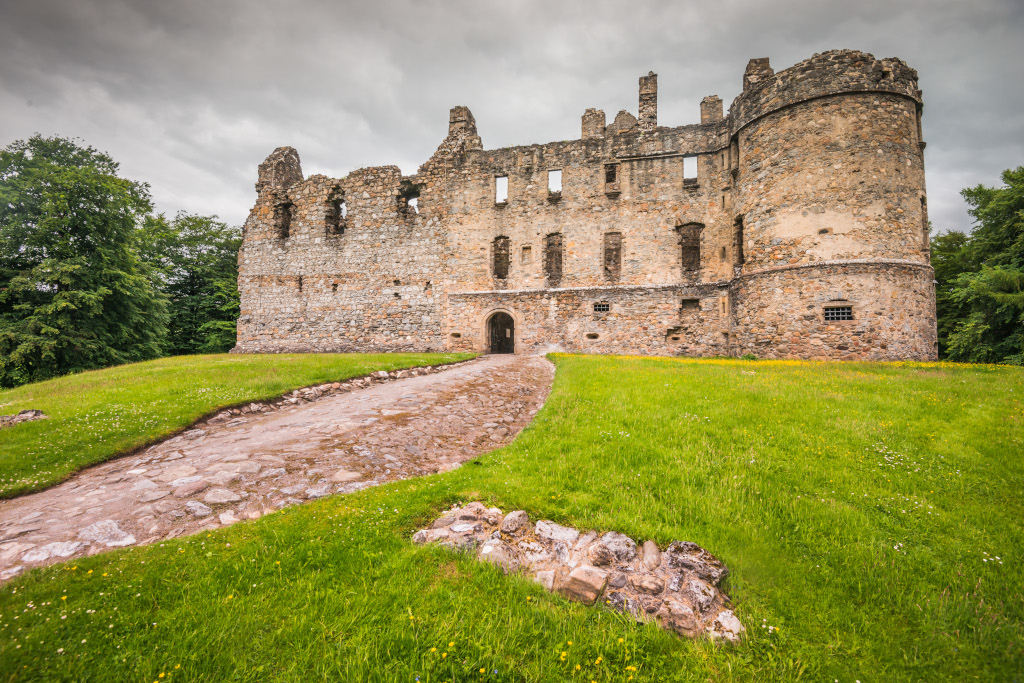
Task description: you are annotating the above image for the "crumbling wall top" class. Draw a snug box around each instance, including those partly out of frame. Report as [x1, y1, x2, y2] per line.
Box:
[256, 146, 303, 195]
[729, 50, 921, 135]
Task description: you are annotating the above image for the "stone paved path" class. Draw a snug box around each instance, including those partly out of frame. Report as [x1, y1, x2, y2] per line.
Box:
[0, 354, 554, 581]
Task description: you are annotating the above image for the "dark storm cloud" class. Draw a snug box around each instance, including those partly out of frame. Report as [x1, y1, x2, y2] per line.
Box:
[1, 0, 1021, 231]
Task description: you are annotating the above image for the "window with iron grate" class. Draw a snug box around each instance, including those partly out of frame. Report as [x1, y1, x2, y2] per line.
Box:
[824, 306, 854, 321]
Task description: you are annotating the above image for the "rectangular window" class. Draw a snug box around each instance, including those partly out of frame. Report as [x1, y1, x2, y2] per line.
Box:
[548, 169, 562, 193]
[544, 232, 563, 285]
[676, 223, 702, 272]
[521, 245, 532, 264]
[680, 299, 700, 316]
[492, 236, 510, 279]
[495, 176, 508, 204]
[733, 215, 745, 266]
[603, 232, 622, 280]
[684, 155, 698, 180]
[593, 302, 610, 313]
[276, 202, 293, 239]
[604, 163, 619, 193]
[824, 306, 854, 321]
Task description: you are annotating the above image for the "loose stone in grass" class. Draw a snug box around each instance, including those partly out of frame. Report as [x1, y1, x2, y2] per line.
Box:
[0, 409, 47, 429]
[413, 504, 745, 643]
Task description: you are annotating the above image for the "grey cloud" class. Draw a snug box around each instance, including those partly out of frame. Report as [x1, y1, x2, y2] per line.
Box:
[1, 0, 1021, 232]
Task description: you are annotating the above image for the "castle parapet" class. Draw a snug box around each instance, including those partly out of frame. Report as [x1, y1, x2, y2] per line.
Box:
[729, 50, 922, 135]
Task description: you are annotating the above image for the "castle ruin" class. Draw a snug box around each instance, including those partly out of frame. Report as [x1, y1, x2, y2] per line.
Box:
[234, 50, 938, 361]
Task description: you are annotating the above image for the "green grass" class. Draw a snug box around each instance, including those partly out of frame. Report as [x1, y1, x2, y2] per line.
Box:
[0, 353, 474, 497]
[1, 354, 1022, 682]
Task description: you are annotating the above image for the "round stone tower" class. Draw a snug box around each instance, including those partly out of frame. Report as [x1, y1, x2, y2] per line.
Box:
[727, 50, 937, 360]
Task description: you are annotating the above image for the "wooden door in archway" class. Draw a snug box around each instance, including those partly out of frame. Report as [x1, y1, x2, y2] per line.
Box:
[487, 312, 515, 354]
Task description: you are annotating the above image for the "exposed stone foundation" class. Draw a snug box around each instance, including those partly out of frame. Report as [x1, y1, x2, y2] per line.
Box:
[413, 503, 745, 642]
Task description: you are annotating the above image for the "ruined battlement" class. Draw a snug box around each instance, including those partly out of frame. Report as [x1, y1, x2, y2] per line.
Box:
[235, 50, 937, 361]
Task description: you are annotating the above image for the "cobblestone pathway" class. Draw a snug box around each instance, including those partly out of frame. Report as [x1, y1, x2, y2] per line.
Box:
[0, 354, 554, 580]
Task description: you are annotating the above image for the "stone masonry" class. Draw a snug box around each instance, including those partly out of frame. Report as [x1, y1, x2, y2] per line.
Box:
[235, 50, 937, 361]
[413, 503, 745, 642]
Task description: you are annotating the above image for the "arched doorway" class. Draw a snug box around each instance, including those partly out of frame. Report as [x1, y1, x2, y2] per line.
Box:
[487, 312, 515, 354]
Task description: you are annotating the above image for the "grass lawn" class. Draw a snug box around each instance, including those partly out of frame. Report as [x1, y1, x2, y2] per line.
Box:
[0, 354, 1021, 681]
[0, 353, 474, 498]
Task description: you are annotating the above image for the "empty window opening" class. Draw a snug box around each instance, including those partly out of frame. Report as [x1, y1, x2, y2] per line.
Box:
[676, 222, 703, 272]
[397, 180, 421, 217]
[548, 169, 562, 194]
[824, 306, 854, 322]
[495, 176, 509, 204]
[733, 215, 745, 266]
[720, 246, 727, 262]
[492, 236, 511, 279]
[450, 332, 462, 338]
[603, 232, 622, 280]
[297, 275, 303, 292]
[326, 196, 346, 235]
[604, 163, 619, 193]
[684, 155, 698, 181]
[275, 202, 293, 239]
[680, 298, 700, 316]
[521, 245, 532, 264]
[585, 333, 599, 340]
[594, 302, 610, 313]
[544, 232, 563, 285]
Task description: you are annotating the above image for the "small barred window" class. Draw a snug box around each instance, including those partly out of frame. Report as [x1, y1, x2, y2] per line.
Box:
[593, 302, 610, 313]
[824, 306, 854, 321]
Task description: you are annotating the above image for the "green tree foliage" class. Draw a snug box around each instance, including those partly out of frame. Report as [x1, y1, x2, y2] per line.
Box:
[139, 212, 240, 355]
[0, 135, 167, 387]
[933, 166, 1024, 364]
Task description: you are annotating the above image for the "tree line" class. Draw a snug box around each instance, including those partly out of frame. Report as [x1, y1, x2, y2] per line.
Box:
[931, 166, 1024, 365]
[0, 135, 241, 388]
[1, 134, 1021, 388]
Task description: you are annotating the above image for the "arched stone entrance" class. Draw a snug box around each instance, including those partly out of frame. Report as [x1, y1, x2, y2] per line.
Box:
[487, 312, 515, 354]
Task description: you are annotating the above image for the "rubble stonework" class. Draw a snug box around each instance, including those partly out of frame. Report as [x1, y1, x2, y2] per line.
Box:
[235, 50, 937, 361]
[413, 503, 745, 642]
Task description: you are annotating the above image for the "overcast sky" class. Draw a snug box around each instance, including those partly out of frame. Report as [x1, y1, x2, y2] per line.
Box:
[1, 0, 1021, 233]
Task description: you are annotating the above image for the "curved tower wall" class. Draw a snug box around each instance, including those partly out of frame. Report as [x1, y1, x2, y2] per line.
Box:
[729, 51, 937, 360]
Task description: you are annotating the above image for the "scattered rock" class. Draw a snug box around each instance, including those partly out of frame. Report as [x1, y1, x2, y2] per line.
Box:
[559, 565, 608, 605]
[535, 520, 579, 544]
[78, 520, 135, 547]
[185, 501, 213, 517]
[411, 504, 743, 642]
[330, 469, 361, 483]
[173, 479, 210, 498]
[203, 488, 242, 505]
[641, 539, 661, 570]
[0, 409, 47, 429]
[22, 541, 85, 563]
[500, 510, 529, 534]
[139, 490, 171, 503]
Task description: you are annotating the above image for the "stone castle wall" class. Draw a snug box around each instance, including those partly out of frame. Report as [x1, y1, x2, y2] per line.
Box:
[235, 50, 938, 361]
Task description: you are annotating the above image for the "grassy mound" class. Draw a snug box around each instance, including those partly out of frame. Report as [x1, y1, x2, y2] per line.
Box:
[0, 353, 474, 497]
[0, 354, 1021, 681]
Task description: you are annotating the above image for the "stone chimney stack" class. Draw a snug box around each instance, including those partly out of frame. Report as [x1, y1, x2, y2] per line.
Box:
[700, 96, 723, 124]
[638, 71, 658, 134]
[581, 108, 606, 139]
